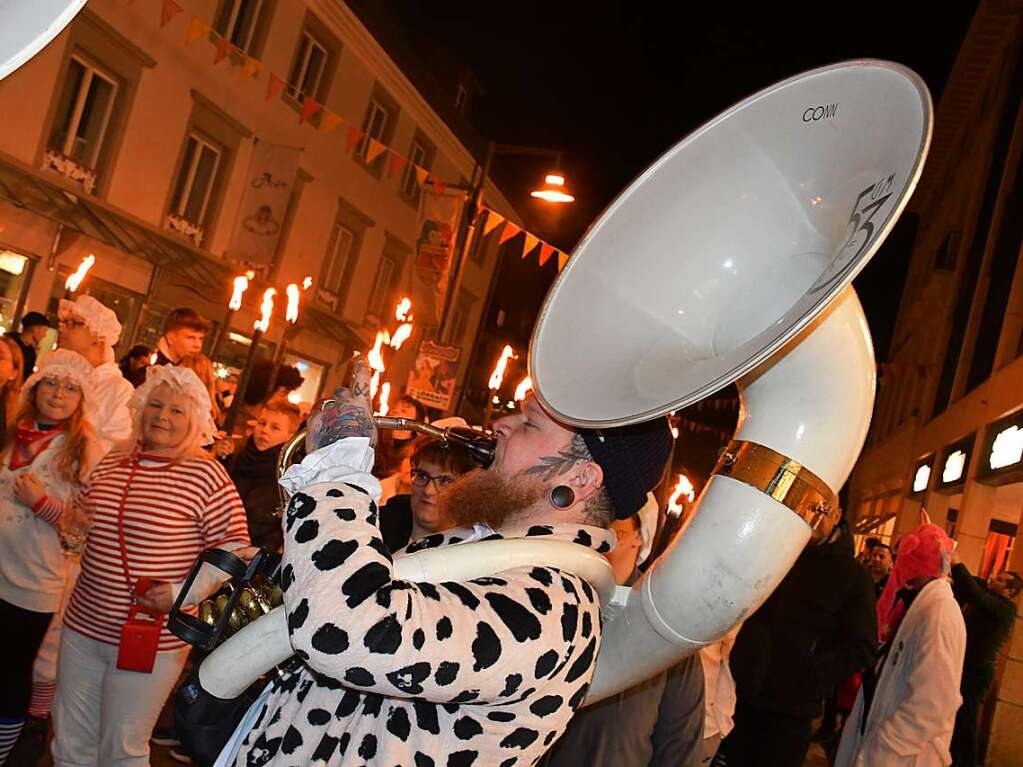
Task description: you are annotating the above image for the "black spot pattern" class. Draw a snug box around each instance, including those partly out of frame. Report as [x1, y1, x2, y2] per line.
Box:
[311, 734, 339, 761]
[488, 711, 516, 722]
[579, 579, 595, 603]
[358, 733, 377, 760]
[434, 661, 459, 686]
[386, 662, 432, 694]
[535, 649, 558, 679]
[310, 623, 348, 655]
[526, 588, 552, 615]
[529, 567, 552, 586]
[436, 616, 453, 640]
[442, 582, 480, 609]
[573, 529, 592, 546]
[344, 667, 375, 687]
[569, 682, 590, 709]
[471, 621, 501, 671]
[325, 488, 345, 498]
[596, 539, 612, 554]
[364, 614, 402, 654]
[281, 725, 303, 755]
[565, 637, 598, 683]
[406, 533, 444, 552]
[413, 628, 426, 650]
[343, 482, 369, 494]
[306, 708, 330, 726]
[500, 673, 523, 698]
[362, 693, 383, 717]
[500, 727, 540, 749]
[280, 564, 294, 593]
[544, 731, 558, 746]
[529, 695, 563, 718]
[342, 562, 390, 608]
[294, 519, 319, 543]
[419, 582, 441, 601]
[333, 506, 357, 521]
[453, 716, 483, 740]
[527, 525, 554, 536]
[581, 611, 593, 639]
[334, 690, 360, 718]
[286, 492, 316, 524]
[448, 751, 479, 767]
[485, 593, 542, 641]
[415, 753, 436, 767]
[386, 706, 412, 741]
[560, 603, 578, 641]
[337, 731, 350, 755]
[450, 689, 479, 703]
[287, 599, 309, 633]
[413, 701, 440, 735]
[311, 539, 358, 571]
[500, 759, 518, 767]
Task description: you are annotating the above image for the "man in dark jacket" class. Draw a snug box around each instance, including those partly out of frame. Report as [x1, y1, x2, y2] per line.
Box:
[719, 507, 877, 767]
[949, 556, 1022, 767]
[10, 311, 51, 381]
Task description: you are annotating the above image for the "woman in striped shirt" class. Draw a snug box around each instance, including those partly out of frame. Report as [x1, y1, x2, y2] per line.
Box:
[0, 350, 101, 766]
[52, 365, 249, 767]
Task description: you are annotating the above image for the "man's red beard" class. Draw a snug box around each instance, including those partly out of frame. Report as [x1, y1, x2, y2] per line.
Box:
[437, 469, 546, 530]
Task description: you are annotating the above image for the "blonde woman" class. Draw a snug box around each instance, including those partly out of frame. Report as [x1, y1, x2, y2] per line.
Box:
[0, 337, 24, 438]
[0, 350, 100, 766]
[52, 365, 249, 767]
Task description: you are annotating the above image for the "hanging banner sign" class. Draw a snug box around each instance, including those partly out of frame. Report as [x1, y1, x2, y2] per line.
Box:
[407, 341, 461, 410]
[410, 189, 464, 327]
[228, 141, 302, 266]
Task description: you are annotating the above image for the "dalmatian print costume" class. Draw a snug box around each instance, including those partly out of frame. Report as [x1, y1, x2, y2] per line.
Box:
[229, 439, 614, 767]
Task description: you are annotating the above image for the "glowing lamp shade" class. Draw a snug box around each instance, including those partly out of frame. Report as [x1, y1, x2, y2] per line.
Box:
[531, 170, 575, 203]
[942, 450, 966, 484]
[990, 425, 1023, 470]
[912, 464, 931, 493]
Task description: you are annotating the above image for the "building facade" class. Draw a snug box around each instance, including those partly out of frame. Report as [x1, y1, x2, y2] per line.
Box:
[0, 0, 520, 406]
[848, 1, 1023, 761]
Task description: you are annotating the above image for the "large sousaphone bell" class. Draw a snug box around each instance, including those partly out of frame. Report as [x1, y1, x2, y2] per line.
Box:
[0, 1, 85, 81]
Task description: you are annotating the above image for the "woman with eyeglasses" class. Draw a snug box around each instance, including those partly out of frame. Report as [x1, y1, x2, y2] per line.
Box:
[0, 350, 101, 766]
[378, 421, 477, 554]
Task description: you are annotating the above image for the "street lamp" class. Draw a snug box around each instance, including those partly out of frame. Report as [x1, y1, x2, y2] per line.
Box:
[531, 171, 575, 203]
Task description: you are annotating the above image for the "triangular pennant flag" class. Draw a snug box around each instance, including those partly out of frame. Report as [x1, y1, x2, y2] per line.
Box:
[320, 111, 343, 135]
[414, 166, 429, 187]
[161, 0, 183, 28]
[522, 233, 540, 258]
[365, 138, 387, 165]
[499, 222, 521, 245]
[483, 210, 505, 237]
[538, 243, 555, 266]
[299, 95, 322, 124]
[266, 72, 285, 101]
[387, 152, 407, 178]
[214, 36, 233, 65]
[240, 56, 261, 79]
[557, 251, 570, 271]
[186, 17, 208, 44]
[346, 126, 365, 153]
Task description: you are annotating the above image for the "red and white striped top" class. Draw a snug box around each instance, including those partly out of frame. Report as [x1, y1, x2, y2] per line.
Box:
[65, 452, 249, 650]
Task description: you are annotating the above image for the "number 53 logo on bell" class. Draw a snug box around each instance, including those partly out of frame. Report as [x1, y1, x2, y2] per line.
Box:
[843, 173, 896, 260]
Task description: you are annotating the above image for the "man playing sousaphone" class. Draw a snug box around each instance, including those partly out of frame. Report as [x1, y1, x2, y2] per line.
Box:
[217, 360, 672, 766]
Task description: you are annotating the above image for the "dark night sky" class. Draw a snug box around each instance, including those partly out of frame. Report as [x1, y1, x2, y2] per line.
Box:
[378, 1, 978, 362]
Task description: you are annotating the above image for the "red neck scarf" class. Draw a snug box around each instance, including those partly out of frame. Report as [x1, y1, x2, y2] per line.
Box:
[9, 420, 69, 470]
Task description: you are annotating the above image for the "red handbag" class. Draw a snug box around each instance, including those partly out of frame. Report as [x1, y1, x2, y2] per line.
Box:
[115, 457, 164, 673]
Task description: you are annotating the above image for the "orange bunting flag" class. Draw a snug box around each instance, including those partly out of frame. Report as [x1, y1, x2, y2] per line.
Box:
[538, 242, 555, 266]
[240, 56, 261, 79]
[320, 111, 343, 135]
[299, 95, 322, 124]
[387, 152, 407, 178]
[346, 126, 365, 153]
[557, 252, 570, 271]
[186, 17, 207, 44]
[214, 36, 234, 64]
[365, 138, 387, 165]
[483, 210, 505, 237]
[522, 233, 540, 258]
[161, 0, 183, 28]
[414, 166, 429, 187]
[266, 72, 285, 101]
[499, 222, 521, 245]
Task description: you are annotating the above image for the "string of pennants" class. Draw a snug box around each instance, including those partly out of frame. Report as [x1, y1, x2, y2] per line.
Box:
[157, 0, 570, 273]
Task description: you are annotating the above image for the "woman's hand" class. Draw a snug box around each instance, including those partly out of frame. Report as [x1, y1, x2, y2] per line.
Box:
[306, 358, 377, 452]
[136, 581, 174, 614]
[14, 472, 47, 510]
[211, 432, 236, 460]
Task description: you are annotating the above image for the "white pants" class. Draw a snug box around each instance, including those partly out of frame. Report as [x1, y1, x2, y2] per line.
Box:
[51, 628, 188, 767]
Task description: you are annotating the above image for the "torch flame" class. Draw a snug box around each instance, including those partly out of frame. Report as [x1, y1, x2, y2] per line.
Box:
[302, 276, 313, 290]
[64, 254, 96, 293]
[285, 283, 300, 323]
[368, 331, 389, 372]
[378, 382, 391, 416]
[229, 275, 249, 311]
[369, 370, 380, 401]
[488, 345, 517, 391]
[395, 297, 412, 322]
[390, 323, 413, 350]
[667, 473, 695, 516]
[514, 376, 533, 402]
[253, 288, 276, 332]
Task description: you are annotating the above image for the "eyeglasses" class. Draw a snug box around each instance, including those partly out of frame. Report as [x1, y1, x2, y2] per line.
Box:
[410, 468, 456, 489]
[58, 318, 86, 329]
[38, 377, 81, 394]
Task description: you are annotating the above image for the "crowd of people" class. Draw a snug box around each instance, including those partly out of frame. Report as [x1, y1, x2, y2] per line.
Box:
[0, 294, 1020, 767]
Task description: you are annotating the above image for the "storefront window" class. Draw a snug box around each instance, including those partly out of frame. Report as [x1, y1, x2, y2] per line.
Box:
[283, 353, 325, 407]
[0, 250, 33, 334]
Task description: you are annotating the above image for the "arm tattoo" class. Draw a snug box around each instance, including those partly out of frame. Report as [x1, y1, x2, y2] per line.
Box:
[524, 433, 591, 481]
[311, 403, 374, 449]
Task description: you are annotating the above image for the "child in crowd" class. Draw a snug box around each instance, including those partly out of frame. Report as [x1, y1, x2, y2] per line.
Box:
[0, 350, 101, 765]
[228, 400, 302, 551]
